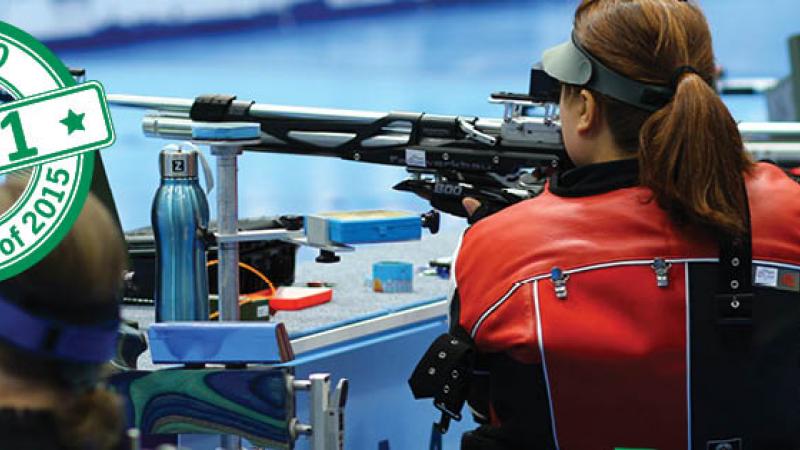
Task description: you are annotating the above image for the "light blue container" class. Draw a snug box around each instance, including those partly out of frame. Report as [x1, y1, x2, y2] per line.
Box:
[320, 210, 421, 245]
[373, 261, 414, 293]
[152, 144, 210, 322]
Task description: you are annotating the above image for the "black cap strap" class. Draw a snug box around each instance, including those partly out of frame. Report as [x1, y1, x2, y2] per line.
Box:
[570, 32, 674, 111]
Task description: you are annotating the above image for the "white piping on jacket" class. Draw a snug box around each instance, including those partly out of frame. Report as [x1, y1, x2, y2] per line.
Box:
[469, 257, 796, 340]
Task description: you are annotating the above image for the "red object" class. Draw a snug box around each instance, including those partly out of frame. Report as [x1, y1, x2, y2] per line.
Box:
[250, 286, 332, 311]
[781, 272, 798, 288]
[455, 163, 800, 449]
[790, 166, 800, 176]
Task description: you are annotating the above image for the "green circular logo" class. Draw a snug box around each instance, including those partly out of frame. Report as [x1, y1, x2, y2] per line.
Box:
[0, 22, 115, 281]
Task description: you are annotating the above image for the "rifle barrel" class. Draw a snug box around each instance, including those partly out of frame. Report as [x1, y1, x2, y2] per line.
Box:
[111, 93, 800, 151]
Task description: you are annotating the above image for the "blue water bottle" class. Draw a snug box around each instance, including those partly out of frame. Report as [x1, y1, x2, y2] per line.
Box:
[152, 143, 213, 322]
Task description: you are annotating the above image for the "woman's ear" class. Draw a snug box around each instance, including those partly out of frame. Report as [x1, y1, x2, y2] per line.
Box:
[576, 89, 600, 135]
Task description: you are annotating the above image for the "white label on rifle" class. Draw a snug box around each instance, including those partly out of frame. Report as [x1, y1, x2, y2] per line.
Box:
[406, 149, 426, 167]
[257, 305, 270, 318]
[754, 266, 778, 287]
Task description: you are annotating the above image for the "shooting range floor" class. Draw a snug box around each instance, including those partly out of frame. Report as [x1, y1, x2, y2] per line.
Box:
[122, 229, 461, 369]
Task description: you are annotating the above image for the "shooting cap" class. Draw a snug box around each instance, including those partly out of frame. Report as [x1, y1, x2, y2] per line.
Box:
[540, 31, 674, 112]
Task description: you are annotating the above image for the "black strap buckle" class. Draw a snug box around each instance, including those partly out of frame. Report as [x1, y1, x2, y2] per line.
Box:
[433, 405, 457, 434]
[706, 438, 742, 450]
[409, 333, 475, 435]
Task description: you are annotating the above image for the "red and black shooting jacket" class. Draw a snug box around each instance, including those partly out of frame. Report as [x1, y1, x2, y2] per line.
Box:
[451, 160, 800, 450]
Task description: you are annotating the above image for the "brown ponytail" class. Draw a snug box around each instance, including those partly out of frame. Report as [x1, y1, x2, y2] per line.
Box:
[55, 387, 124, 450]
[573, 0, 753, 236]
[639, 70, 751, 235]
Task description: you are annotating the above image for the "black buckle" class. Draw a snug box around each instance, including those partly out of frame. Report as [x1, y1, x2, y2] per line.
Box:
[706, 438, 742, 450]
[433, 401, 461, 433]
[409, 333, 475, 435]
[190, 94, 237, 121]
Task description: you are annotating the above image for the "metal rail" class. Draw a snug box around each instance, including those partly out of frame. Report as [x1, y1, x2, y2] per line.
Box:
[109, 93, 800, 141]
[717, 77, 780, 95]
[137, 114, 800, 158]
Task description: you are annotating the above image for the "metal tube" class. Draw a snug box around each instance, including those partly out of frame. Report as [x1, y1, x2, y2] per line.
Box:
[143, 115, 193, 140]
[108, 94, 194, 112]
[140, 112, 800, 154]
[211, 145, 241, 322]
[109, 93, 386, 123]
[126, 428, 141, 450]
[738, 122, 800, 137]
[745, 142, 800, 160]
[212, 143, 244, 450]
[248, 103, 385, 123]
[114, 93, 800, 136]
[216, 229, 304, 244]
[130, 97, 800, 142]
[309, 374, 331, 450]
[717, 77, 780, 95]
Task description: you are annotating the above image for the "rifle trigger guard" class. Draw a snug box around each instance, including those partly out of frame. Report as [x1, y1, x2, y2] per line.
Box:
[458, 117, 497, 146]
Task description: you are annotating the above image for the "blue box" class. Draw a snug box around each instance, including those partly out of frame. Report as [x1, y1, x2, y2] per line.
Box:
[373, 261, 414, 293]
[311, 210, 422, 245]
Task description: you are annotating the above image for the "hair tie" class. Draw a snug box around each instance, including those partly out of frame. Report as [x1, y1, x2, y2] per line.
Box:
[670, 65, 702, 90]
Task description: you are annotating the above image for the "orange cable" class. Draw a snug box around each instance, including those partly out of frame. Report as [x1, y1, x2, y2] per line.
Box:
[207, 259, 276, 320]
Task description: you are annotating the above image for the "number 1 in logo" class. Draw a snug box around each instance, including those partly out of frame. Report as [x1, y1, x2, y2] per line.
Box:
[1, 111, 38, 161]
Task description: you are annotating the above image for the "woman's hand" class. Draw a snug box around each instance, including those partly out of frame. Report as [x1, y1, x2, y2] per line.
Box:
[461, 197, 507, 224]
[462, 197, 482, 217]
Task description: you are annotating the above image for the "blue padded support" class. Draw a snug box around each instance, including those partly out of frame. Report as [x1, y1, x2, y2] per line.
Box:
[148, 322, 295, 364]
[191, 122, 261, 140]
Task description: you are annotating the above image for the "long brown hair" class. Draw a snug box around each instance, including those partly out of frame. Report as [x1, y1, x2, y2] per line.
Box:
[573, 0, 753, 236]
[0, 178, 127, 450]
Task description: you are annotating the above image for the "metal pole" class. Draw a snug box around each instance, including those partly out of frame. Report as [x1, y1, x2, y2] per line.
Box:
[310, 374, 331, 450]
[212, 144, 242, 450]
[211, 145, 241, 322]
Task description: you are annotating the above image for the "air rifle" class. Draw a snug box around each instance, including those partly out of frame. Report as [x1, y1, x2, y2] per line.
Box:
[108, 69, 800, 219]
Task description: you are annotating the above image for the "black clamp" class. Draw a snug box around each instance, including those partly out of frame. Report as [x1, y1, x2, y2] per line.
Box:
[190, 94, 255, 122]
[421, 210, 441, 234]
[278, 215, 305, 231]
[409, 333, 475, 433]
[315, 250, 341, 264]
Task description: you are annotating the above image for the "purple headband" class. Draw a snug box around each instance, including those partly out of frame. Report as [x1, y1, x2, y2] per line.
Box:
[0, 296, 118, 364]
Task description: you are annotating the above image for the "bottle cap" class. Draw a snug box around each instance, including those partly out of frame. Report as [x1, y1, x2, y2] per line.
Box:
[160, 146, 198, 179]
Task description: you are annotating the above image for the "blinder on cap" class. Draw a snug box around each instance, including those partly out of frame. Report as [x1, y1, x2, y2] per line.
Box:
[542, 39, 592, 86]
[539, 31, 675, 112]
